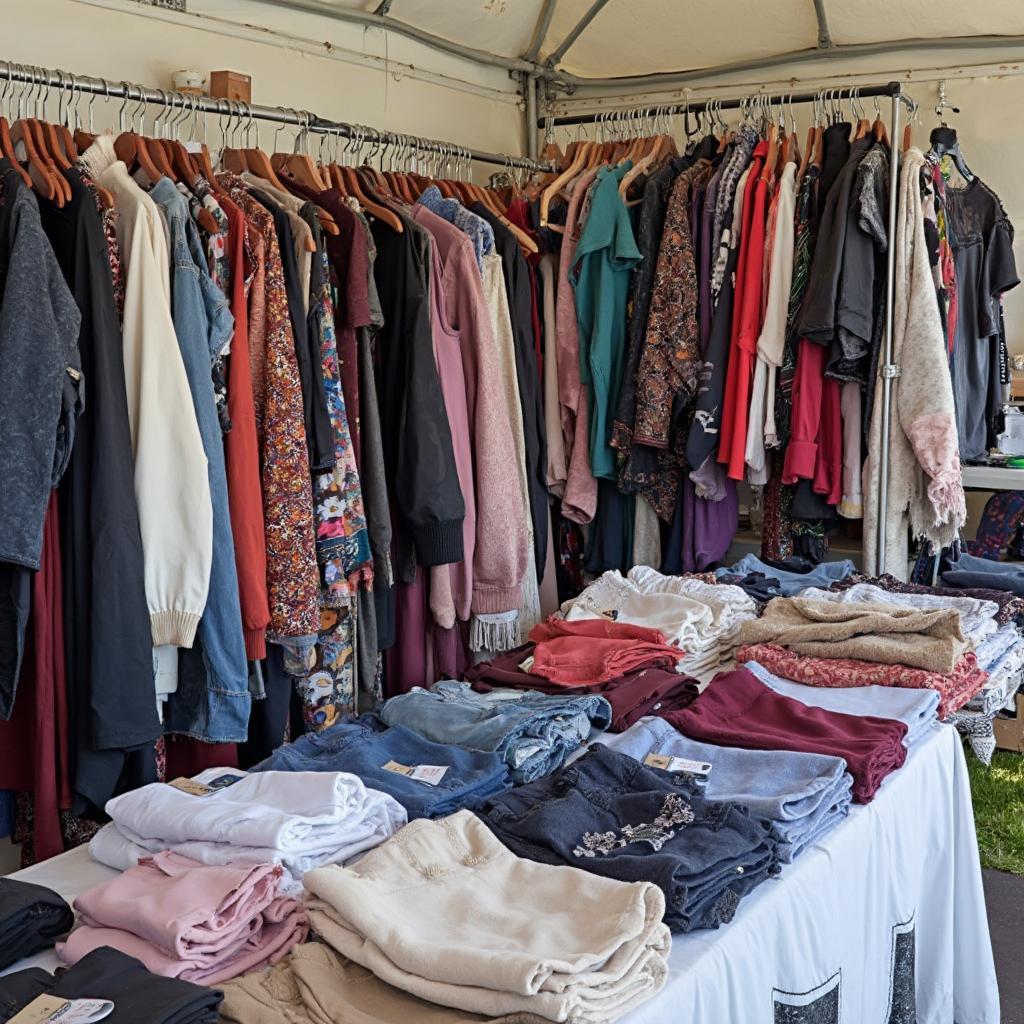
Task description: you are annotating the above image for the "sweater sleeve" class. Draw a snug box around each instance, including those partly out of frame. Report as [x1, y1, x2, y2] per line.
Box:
[115, 192, 212, 647]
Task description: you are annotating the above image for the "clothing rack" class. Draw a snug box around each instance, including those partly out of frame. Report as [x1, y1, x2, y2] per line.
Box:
[540, 80, 917, 576]
[0, 60, 554, 173]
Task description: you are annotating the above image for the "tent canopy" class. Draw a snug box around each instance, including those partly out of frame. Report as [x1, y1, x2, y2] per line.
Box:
[317, 0, 1024, 80]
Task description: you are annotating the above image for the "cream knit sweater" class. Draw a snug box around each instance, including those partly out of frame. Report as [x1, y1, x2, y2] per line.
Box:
[863, 148, 966, 577]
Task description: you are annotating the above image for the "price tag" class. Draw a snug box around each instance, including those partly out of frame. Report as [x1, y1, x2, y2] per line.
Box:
[168, 777, 215, 797]
[644, 753, 712, 776]
[9, 996, 114, 1024]
[382, 761, 448, 785]
[409, 765, 448, 785]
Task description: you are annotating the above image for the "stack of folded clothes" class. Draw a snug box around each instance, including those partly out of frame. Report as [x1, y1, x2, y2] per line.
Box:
[715, 554, 857, 596]
[662, 668, 908, 803]
[57, 853, 308, 984]
[0, 879, 73, 970]
[220, 942, 551, 1024]
[558, 567, 757, 674]
[0, 947, 222, 1022]
[466, 650, 698, 733]
[831, 572, 1024, 627]
[600, 717, 853, 862]
[89, 768, 406, 883]
[378, 681, 611, 783]
[735, 643, 986, 719]
[252, 715, 512, 819]
[526, 619, 683, 684]
[942, 552, 1024, 597]
[800, 583, 999, 645]
[303, 811, 670, 1022]
[737, 597, 970, 674]
[479, 744, 780, 931]
[743, 661, 940, 748]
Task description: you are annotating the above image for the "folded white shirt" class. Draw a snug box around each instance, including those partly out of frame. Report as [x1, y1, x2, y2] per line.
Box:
[91, 768, 406, 883]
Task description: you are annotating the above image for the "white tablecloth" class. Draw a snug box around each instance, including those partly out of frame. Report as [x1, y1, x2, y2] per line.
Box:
[3, 725, 998, 1023]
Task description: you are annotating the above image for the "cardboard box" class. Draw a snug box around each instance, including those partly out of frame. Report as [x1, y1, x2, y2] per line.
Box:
[994, 693, 1024, 753]
[209, 71, 251, 104]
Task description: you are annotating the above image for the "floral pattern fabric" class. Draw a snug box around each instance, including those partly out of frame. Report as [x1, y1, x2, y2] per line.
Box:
[310, 248, 373, 603]
[77, 169, 125, 318]
[218, 173, 321, 640]
[286, 606, 356, 731]
[736, 642, 987, 719]
[632, 160, 712, 453]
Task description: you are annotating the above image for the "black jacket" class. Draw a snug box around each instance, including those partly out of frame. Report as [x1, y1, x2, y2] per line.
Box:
[371, 216, 465, 569]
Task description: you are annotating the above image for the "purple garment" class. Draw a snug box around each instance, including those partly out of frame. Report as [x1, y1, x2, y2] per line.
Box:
[681, 476, 739, 572]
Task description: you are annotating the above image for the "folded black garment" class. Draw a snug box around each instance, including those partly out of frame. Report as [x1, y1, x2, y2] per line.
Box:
[0, 947, 222, 1023]
[479, 744, 780, 933]
[0, 878, 73, 971]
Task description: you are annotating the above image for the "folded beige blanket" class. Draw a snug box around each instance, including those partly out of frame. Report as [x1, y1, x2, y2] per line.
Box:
[219, 942, 547, 1024]
[737, 598, 969, 674]
[302, 811, 670, 1024]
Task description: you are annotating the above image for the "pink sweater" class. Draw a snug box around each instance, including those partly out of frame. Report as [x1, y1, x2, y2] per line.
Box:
[410, 207, 528, 614]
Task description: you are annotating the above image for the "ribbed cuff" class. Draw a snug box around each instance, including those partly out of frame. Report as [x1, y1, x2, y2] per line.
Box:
[151, 609, 201, 648]
[782, 440, 818, 484]
[412, 519, 465, 567]
[471, 585, 523, 615]
[244, 627, 267, 661]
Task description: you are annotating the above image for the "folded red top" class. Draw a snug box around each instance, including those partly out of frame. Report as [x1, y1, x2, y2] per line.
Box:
[528, 616, 668, 645]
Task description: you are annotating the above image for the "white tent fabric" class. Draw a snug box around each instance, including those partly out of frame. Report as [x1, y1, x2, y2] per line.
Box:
[312, 0, 1024, 78]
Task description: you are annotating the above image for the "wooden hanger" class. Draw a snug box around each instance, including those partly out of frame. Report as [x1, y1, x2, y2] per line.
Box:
[0, 116, 32, 189]
[27, 120, 71, 204]
[11, 117, 61, 204]
[339, 164, 403, 232]
[540, 139, 589, 226]
[902, 121, 913, 154]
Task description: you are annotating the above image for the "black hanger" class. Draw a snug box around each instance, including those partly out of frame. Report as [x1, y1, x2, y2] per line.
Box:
[929, 125, 974, 183]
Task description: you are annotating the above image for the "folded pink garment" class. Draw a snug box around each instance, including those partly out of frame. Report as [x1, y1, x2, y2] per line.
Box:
[736, 643, 987, 718]
[529, 635, 682, 685]
[56, 852, 308, 985]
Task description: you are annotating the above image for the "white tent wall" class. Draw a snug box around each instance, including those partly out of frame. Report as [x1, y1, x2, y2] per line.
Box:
[5, 0, 527, 178]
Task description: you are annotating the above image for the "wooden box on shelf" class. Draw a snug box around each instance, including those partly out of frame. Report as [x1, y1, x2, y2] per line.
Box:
[994, 693, 1024, 753]
[209, 70, 251, 104]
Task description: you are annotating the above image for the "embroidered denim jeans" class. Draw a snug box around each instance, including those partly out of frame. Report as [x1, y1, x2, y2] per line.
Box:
[479, 743, 780, 932]
[601, 716, 853, 861]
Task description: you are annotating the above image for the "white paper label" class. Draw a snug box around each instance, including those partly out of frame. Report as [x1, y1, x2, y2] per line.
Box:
[644, 753, 712, 776]
[410, 765, 448, 785]
[9, 997, 114, 1024]
[382, 761, 448, 785]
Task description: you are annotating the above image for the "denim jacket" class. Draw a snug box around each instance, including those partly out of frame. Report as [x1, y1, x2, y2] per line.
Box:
[150, 179, 250, 743]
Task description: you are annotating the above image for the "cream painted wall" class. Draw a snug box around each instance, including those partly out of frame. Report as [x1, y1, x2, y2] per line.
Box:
[3, 0, 526, 174]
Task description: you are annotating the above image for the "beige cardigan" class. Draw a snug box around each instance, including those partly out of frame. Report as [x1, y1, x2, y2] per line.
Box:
[863, 148, 966, 577]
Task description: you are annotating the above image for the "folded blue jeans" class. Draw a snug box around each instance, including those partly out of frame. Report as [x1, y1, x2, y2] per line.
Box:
[942, 552, 1024, 597]
[716, 554, 856, 596]
[745, 660, 941, 749]
[380, 682, 612, 783]
[479, 743, 780, 932]
[600, 716, 853, 862]
[252, 715, 511, 819]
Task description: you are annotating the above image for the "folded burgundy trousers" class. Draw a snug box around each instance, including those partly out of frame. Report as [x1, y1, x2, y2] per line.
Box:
[661, 668, 907, 803]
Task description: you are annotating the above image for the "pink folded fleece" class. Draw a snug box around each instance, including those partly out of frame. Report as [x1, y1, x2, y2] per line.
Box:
[56, 851, 308, 985]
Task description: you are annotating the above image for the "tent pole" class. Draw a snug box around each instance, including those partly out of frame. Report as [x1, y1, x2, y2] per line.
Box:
[525, 74, 539, 162]
[876, 83, 904, 575]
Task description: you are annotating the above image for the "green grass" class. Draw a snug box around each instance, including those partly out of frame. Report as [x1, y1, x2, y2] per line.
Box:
[967, 749, 1024, 875]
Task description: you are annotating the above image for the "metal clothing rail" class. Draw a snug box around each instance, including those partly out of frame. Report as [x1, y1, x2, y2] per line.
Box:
[540, 79, 916, 576]
[0, 60, 553, 173]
